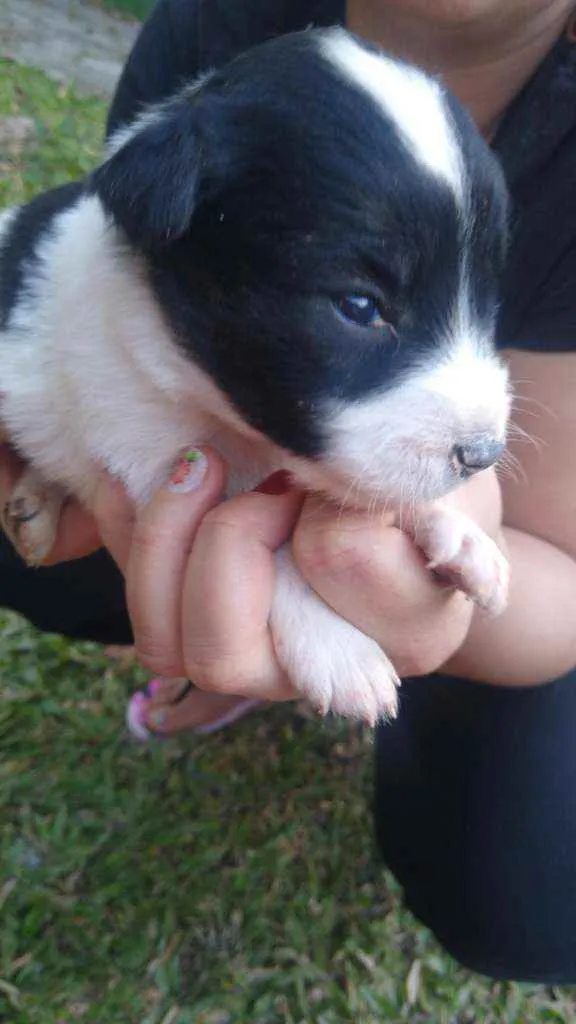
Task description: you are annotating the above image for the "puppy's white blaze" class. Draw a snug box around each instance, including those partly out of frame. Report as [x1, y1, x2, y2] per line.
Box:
[423, 337, 510, 438]
[320, 29, 466, 201]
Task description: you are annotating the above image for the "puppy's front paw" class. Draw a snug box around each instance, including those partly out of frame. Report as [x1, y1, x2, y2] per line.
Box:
[1, 470, 63, 566]
[411, 505, 509, 615]
[271, 548, 400, 724]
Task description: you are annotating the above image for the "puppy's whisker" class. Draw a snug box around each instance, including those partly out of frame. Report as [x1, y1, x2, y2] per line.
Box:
[497, 449, 525, 484]
[510, 400, 551, 419]
[397, 478, 408, 532]
[506, 422, 546, 451]
[338, 467, 366, 520]
[510, 393, 557, 419]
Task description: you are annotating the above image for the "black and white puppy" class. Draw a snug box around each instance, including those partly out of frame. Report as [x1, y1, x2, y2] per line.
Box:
[0, 28, 510, 723]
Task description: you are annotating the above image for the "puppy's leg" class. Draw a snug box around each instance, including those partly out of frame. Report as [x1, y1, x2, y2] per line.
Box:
[270, 547, 400, 724]
[1, 468, 64, 566]
[406, 503, 509, 616]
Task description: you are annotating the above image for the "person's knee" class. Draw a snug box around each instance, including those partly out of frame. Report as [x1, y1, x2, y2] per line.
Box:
[373, 673, 576, 984]
[374, 815, 576, 984]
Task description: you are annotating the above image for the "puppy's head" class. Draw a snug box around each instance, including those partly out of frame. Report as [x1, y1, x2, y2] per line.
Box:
[91, 27, 510, 507]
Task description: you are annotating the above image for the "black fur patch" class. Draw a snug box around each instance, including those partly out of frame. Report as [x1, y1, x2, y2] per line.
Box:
[0, 182, 83, 330]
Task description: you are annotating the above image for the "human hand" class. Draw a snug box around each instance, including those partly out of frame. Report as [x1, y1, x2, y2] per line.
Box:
[292, 469, 504, 679]
[115, 448, 502, 736]
[101, 449, 304, 709]
[0, 440, 503, 732]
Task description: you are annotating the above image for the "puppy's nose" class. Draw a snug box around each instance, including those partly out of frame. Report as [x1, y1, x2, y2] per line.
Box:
[453, 439, 504, 474]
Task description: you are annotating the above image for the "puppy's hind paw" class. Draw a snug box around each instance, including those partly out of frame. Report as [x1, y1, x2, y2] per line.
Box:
[271, 545, 401, 725]
[274, 612, 400, 725]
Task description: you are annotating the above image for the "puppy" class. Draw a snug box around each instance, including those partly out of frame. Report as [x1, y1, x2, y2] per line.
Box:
[0, 28, 510, 723]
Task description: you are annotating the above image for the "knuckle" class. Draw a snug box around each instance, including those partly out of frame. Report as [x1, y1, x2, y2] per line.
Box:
[184, 655, 250, 696]
[201, 503, 243, 533]
[197, 505, 245, 549]
[399, 642, 440, 677]
[134, 636, 182, 679]
[396, 603, 472, 677]
[138, 654, 183, 679]
[396, 634, 444, 677]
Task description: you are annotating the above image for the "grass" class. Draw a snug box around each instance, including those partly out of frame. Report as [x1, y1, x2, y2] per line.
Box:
[97, 0, 153, 20]
[0, 60, 105, 206]
[2, 56, 576, 1023]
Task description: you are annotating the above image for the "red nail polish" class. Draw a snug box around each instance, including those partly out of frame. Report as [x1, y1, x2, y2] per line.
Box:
[255, 470, 291, 495]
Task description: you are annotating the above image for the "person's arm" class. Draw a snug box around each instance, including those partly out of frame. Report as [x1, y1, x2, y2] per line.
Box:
[445, 348, 576, 685]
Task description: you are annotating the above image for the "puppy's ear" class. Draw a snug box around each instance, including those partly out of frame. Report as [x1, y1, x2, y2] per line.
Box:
[89, 98, 203, 248]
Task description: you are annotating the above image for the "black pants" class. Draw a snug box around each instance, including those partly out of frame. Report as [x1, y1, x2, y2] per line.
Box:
[2, 534, 576, 983]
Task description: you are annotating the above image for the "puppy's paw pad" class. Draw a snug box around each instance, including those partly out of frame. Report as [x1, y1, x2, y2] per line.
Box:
[414, 507, 509, 615]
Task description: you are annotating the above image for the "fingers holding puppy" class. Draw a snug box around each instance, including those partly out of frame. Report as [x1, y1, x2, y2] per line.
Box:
[0, 440, 300, 706]
[125, 449, 302, 701]
[293, 493, 477, 679]
[124, 447, 226, 680]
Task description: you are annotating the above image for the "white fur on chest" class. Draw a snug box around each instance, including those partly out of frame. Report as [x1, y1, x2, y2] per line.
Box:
[0, 197, 281, 507]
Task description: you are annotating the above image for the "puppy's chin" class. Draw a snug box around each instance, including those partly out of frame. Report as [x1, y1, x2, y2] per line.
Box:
[285, 453, 468, 513]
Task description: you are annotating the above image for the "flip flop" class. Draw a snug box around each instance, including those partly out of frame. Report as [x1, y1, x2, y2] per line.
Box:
[126, 679, 262, 741]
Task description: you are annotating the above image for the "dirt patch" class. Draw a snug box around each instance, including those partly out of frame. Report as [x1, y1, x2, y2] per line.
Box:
[1, 0, 139, 97]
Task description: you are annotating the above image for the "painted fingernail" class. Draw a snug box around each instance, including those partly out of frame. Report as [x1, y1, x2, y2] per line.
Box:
[167, 449, 207, 494]
[255, 470, 291, 495]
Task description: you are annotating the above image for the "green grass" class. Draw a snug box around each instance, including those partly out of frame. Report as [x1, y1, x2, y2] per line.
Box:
[0, 60, 105, 206]
[98, 0, 152, 20]
[2, 57, 576, 1023]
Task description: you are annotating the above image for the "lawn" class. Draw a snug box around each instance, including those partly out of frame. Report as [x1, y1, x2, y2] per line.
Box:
[1, 56, 576, 1023]
[99, 0, 153, 20]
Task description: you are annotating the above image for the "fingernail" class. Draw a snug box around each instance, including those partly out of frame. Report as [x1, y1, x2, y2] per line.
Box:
[255, 470, 291, 495]
[167, 449, 207, 494]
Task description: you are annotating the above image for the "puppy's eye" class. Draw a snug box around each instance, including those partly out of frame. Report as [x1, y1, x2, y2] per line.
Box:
[334, 294, 390, 329]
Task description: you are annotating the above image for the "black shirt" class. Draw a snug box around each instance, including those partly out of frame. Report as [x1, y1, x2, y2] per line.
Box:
[107, 0, 576, 353]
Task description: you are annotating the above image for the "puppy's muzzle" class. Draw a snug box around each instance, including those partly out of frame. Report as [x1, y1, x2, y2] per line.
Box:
[452, 438, 504, 476]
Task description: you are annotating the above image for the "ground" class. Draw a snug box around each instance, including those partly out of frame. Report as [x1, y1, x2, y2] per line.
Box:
[1, 8, 576, 1024]
[1, 0, 138, 98]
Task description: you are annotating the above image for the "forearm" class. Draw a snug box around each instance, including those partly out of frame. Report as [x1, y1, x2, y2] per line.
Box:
[444, 525, 576, 685]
